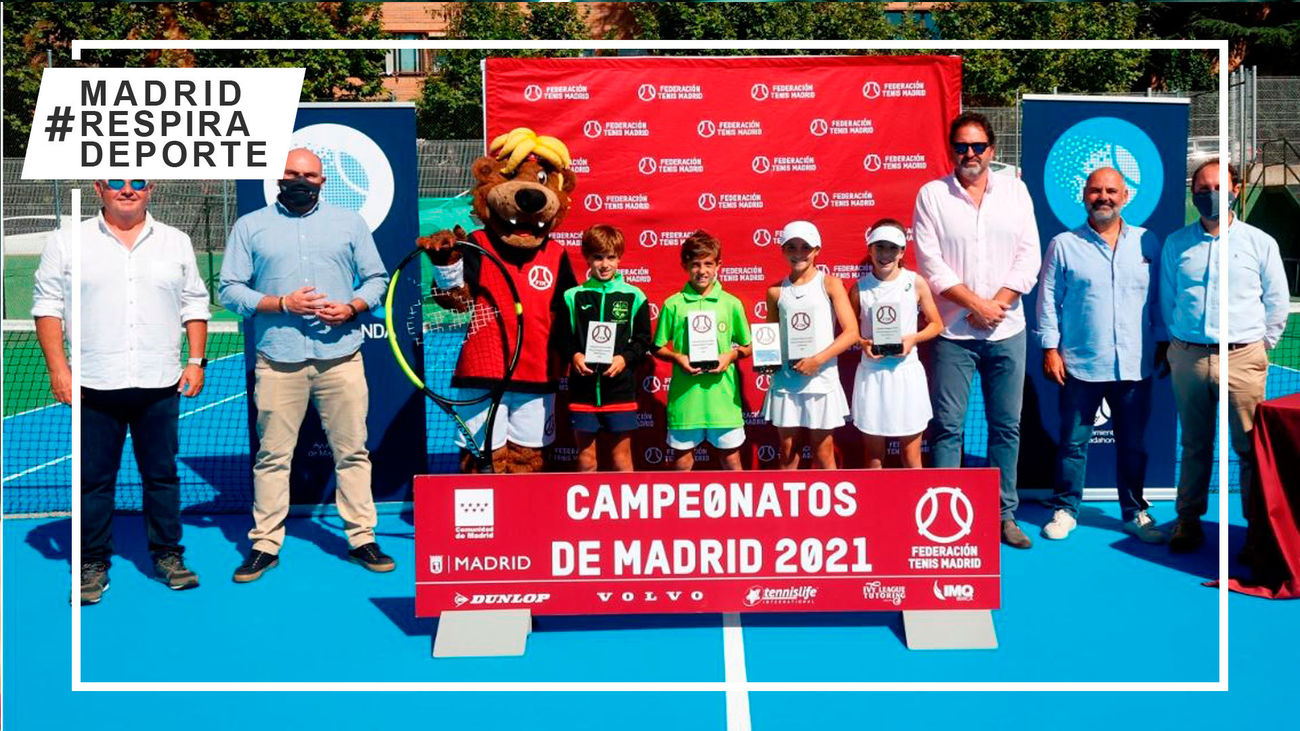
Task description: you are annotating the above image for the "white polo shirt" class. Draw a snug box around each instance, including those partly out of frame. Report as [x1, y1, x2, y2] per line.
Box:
[31, 212, 211, 390]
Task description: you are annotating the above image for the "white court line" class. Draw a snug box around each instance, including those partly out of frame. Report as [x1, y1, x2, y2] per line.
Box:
[723, 613, 751, 731]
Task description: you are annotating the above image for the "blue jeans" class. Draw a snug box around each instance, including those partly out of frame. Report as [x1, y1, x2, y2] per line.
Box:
[929, 331, 1026, 519]
[81, 386, 183, 566]
[1048, 377, 1152, 521]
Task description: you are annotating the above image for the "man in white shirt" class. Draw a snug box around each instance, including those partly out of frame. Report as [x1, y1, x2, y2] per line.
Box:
[32, 179, 211, 604]
[913, 112, 1043, 549]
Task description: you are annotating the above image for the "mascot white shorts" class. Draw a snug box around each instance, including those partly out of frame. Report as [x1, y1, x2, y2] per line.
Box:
[456, 391, 556, 450]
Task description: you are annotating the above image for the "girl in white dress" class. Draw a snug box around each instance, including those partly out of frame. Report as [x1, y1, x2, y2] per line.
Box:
[848, 219, 943, 468]
[761, 221, 859, 469]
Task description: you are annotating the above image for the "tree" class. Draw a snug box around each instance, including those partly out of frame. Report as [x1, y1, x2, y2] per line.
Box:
[2, 2, 386, 156]
[1140, 2, 1300, 80]
[415, 2, 588, 140]
[931, 2, 1151, 106]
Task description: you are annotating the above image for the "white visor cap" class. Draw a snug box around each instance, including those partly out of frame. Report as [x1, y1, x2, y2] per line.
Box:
[780, 220, 822, 249]
[867, 224, 907, 248]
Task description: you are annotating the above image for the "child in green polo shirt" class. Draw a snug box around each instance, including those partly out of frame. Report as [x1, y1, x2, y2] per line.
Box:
[653, 230, 752, 471]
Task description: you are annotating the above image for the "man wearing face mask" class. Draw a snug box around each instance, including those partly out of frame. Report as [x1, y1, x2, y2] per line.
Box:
[1036, 167, 1167, 544]
[1160, 159, 1290, 553]
[913, 112, 1043, 549]
[219, 147, 392, 581]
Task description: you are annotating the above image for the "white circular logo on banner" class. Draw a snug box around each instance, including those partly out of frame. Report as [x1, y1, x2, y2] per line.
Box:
[809, 118, 829, 136]
[751, 83, 770, 101]
[753, 229, 773, 247]
[915, 486, 975, 544]
[863, 154, 882, 172]
[524, 84, 544, 102]
[638, 84, 657, 101]
[753, 301, 768, 319]
[644, 447, 664, 465]
[649, 302, 660, 321]
[755, 373, 772, 392]
[862, 81, 881, 99]
[751, 156, 772, 174]
[697, 120, 717, 138]
[698, 193, 718, 211]
[263, 123, 394, 232]
[643, 375, 663, 394]
[638, 157, 657, 175]
[584, 193, 604, 211]
[583, 120, 603, 138]
[816, 264, 830, 276]
[810, 191, 830, 210]
[640, 230, 659, 248]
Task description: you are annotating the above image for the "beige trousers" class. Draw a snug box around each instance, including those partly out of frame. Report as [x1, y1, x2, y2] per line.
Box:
[249, 352, 377, 554]
[1169, 339, 1269, 519]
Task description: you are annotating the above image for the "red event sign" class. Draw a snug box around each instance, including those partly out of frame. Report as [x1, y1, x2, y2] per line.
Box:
[415, 469, 1000, 616]
[483, 55, 964, 470]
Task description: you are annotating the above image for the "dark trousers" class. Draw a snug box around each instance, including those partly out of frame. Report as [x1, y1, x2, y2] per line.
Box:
[82, 385, 183, 566]
[1047, 377, 1153, 522]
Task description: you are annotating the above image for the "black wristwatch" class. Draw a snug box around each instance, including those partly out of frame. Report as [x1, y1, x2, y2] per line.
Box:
[187, 357, 208, 369]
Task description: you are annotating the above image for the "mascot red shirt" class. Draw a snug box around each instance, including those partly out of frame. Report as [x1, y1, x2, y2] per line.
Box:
[418, 129, 577, 473]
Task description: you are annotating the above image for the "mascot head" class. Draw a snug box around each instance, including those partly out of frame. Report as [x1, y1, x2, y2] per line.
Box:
[472, 128, 577, 250]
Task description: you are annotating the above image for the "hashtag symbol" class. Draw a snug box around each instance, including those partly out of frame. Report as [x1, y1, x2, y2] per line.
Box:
[44, 106, 75, 142]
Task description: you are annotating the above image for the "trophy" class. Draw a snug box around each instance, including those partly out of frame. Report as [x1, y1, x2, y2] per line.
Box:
[785, 307, 818, 368]
[585, 320, 616, 367]
[687, 310, 719, 370]
[751, 322, 782, 373]
[871, 301, 903, 356]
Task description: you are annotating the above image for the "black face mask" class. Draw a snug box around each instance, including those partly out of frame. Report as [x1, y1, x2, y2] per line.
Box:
[277, 177, 321, 214]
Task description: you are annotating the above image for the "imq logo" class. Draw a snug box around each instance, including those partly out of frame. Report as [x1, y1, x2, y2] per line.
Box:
[698, 193, 718, 211]
[638, 157, 657, 175]
[583, 120, 602, 138]
[637, 83, 657, 101]
[751, 83, 770, 101]
[809, 118, 829, 137]
[584, 193, 604, 211]
[697, 120, 717, 138]
[523, 84, 543, 102]
[810, 191, 830, 210]
[932, 581, 975, 602]
[862, 81, 882, 99]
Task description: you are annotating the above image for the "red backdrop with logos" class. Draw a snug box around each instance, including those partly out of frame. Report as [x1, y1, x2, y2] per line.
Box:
[416, 468, 999, 616]
[483, 55, 963, 469]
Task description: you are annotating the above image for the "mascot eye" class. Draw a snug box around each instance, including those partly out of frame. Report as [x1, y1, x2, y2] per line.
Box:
[536, 170, 548, 184]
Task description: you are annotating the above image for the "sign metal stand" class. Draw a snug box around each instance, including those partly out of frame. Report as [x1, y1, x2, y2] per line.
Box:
[902, 609, 998, 650]
[433, 609, 533, 657]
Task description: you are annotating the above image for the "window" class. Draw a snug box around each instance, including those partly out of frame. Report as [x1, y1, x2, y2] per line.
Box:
[385, 34, 429, 76]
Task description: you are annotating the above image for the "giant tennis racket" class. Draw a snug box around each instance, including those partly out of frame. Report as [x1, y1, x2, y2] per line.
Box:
[385, 241, 524, 473]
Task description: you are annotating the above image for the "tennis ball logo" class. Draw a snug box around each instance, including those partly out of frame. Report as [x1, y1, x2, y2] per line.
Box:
[262, 123, 394, 233]
[915, 486, 974, 544]
[1044, 117, 1162, 230]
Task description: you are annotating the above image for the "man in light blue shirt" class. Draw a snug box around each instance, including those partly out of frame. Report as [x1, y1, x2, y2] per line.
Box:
[1160, 159, 1290, 553]
[219, 148, 393, 581]
[1036, 167, 1166, 544]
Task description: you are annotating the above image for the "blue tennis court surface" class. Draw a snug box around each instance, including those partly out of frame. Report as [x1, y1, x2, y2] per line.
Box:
[5, 494, 1296, 730]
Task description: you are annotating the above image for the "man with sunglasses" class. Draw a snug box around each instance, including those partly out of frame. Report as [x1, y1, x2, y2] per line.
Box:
[913, 112, 1043, 549]
[219, 148, 391, 582]
[33, 178, 211, 604]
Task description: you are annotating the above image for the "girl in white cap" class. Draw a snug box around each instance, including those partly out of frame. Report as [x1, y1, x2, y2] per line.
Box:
[761, 220, 859, 469]
[848, 218, 943, 468]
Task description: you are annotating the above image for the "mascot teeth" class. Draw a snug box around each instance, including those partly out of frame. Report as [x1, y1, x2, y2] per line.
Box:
[509, 217, 518, 226]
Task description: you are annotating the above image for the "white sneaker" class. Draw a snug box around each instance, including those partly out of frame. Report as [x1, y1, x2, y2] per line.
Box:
[1124, 510, 1167, 544]
[1041, 509, 1077, 540]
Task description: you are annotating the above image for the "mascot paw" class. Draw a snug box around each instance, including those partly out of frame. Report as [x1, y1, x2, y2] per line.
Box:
[417, 225, 468, 265]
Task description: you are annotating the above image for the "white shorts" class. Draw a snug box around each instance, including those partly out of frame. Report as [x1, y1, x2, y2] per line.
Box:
[667, 427, 746, 450]
[763, 389, 850, 430]
[455, 391, 555, 450]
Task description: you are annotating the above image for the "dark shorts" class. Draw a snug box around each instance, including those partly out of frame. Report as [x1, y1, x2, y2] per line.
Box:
[571, 410, 639, 434]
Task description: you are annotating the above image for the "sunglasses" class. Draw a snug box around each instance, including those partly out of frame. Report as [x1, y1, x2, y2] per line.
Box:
[952, 142, 990, 156]
[105, 179, 149, 191]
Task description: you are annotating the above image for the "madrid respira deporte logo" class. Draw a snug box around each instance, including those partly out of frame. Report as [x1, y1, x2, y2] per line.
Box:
[915, 486, 974, 544]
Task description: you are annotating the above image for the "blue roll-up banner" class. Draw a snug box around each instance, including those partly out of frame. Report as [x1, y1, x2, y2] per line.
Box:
[1019, 95, 1189, 493]
[235, 103, 423, 505]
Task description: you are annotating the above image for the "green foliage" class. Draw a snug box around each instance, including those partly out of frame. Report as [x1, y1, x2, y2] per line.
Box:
[415, 2, 588, 140]
[933, 2, 1150, 106]
[3, 2, 386, 156]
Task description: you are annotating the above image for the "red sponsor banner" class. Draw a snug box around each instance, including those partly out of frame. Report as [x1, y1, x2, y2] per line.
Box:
[482, 56, 963, 469]
[415, 468, 1000, 616]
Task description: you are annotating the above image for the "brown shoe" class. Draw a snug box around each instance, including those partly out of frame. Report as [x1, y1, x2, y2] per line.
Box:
[1001, 519, 1033, 549]
[1168, 518, 1204, 553]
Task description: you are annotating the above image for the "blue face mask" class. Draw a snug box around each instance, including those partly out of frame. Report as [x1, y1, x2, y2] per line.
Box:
[1192, 190, 1237, 220]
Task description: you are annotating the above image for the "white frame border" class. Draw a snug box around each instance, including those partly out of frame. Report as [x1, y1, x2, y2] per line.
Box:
[61, 38, 1231, 699]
